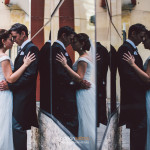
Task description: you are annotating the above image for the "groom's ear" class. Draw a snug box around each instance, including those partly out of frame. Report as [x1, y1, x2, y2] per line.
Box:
[132, 31, 136, 37]
[62, 33, 66, 39]
[82, 42, 85, 47]
[21, 31, 27, 40]
[21, 31, 26, 37]
[130, 31, 137, 39]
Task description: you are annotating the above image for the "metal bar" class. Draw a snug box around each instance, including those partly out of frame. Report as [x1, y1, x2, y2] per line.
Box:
[31, 0, 64, 40]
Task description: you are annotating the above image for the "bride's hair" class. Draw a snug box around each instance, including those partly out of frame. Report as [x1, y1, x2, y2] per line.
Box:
[146, 30, 150, 38]
[0, 29, 11, 48]
[75, 33, 91, 51]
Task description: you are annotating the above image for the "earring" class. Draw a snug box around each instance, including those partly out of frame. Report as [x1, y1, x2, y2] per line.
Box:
[4, 44, 6, 49]
[80, 47, 82, 51]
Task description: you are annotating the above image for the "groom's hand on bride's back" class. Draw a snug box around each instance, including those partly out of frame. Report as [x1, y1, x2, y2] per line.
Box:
[79, 80, 91, 89]
[0, 80, 9, 91]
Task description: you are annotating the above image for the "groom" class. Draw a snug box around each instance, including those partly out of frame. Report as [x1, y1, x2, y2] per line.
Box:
[117, 23, 147, 150]
[52, 26, 90, 136]
[0, 23, 39, 150]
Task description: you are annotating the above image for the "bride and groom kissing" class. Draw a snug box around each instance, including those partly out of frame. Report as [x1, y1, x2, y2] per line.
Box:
[0, 24, 96, 150]
[52, 26, 96, 150]
[0, 23, 39, 150]
[118, 23, 150, 150]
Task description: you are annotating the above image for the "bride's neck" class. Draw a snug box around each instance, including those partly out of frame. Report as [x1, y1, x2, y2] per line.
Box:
[0, 48, 6, 54]
[78, 51, 86, 56]
[79, 52, 88, 57]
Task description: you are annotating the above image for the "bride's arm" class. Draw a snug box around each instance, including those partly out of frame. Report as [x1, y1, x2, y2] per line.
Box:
[64, 61, 87, 82]
[130, 62, 150, 83]
[123, 52, 150, 83]
[1, 53, 35, 83]
[56, 52, 87, 82]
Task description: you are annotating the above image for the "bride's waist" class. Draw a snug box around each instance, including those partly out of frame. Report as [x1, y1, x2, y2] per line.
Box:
[77, 82, 95, 91]
[0, 90, 12, 94]
[83, 77, 92, 82]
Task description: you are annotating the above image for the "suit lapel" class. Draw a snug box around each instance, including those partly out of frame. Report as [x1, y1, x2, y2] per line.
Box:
[125, 41, 143, 69]
[14, 49, 23, 64]
[55, 42, 72, 67]
[14, 42, 32, 66]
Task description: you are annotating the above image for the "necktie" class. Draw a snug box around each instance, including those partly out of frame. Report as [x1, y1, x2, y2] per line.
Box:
[18, 47, 22, 54]
[135, 47, 138, 52]
[134, 48, 138, 55]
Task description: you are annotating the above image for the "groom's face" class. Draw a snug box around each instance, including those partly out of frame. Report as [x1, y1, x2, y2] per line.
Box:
[134, 31, 146, 46]
[63, 33, 74, 47]
[11, 31, 24, 46]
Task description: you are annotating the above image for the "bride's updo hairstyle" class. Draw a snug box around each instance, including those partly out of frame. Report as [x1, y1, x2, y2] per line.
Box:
[146, 30, 150, 38]
[75, 33, 91, 51]
[0, 29, 11, 48]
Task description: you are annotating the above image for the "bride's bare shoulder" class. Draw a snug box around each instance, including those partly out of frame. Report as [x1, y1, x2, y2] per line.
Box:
[0, 54, 8, 58]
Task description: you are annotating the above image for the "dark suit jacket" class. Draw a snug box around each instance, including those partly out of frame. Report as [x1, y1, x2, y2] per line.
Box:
[117, 41, 146, 128]
[8, 41, 39, 130]
[52, 42, 78, 135]
[96, 42, 109, 125]
[109, 45, 117, 112]
[39, 41, 51, 113]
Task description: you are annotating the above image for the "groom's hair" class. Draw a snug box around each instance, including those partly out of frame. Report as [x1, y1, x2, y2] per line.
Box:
[10, 23, 28, 37]
[128, 23, 147, 38]
[57, 26, 75, 39]
[146, 30, 150, 38]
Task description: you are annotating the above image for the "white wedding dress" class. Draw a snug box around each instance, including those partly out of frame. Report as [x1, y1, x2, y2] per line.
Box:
[144, 56, 150, 150]
[0, 56, 14, 150]
[73, 57, 96, 150]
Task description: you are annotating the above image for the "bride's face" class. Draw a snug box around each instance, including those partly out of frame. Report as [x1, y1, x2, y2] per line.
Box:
[143, 35, 150, 50]
[4, 34, 14, 50]
[71, 37, 82, 51]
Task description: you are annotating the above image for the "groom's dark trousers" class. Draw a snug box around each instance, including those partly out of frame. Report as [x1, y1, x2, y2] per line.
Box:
[117, 41, 147, 150]
[13, 117, 27, 150]
[130, 117, 147, 150]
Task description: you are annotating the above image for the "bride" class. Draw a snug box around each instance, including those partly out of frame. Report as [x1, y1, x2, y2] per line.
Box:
[0, 29, 35, 150]
[56, 33, 96, 150]
[123, 30, 150, 150]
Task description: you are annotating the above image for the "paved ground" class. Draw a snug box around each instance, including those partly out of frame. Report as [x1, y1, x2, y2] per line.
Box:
[27, 124, 130, 150]
[27, 126, 107, 150]
[97, 124, 130, 150]
[27, 102, 130, 150]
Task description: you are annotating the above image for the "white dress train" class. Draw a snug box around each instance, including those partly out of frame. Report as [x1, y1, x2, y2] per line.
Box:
[0, 56, 14, 150]
[73, 57, 96, 150]
[144, 56, 150, 150]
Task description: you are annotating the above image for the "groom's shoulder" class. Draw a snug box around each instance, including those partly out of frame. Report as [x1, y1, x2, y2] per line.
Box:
[52, 42, 61, 49]
[118, 42, 130, 53]
[27, 41, 39, 52]
[28, 41, 38, 48]
[52, 42, 63, 53]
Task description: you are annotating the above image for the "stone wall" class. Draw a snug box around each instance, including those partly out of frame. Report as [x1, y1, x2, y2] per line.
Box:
[100, 110, 121, 150]
[31, 107, 80, 150]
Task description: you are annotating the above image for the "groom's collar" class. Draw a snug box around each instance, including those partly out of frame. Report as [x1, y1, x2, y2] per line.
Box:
[55, 40, 66, 51]
[20, 39, 31, 49]
[126, 39, 137, 49]
[47, 40, 51, 43]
